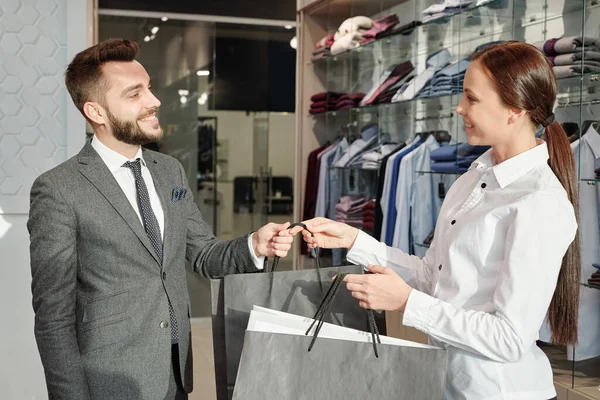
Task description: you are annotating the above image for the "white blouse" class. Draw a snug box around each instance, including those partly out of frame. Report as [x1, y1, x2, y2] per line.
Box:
[347, 142, 577, 400]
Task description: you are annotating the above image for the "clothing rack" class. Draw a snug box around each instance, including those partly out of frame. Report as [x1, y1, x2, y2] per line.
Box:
[414, 113, 454, 122]
[556, 99, 600, 108]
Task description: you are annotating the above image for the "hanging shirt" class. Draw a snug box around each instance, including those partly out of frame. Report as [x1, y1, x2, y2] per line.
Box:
[347, 142, 577, 400]
[568, 124, 600, 361]
[384, 138, 424, 244]
[391, 135, 452, 253]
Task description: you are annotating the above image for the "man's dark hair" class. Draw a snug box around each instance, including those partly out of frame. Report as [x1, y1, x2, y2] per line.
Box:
[65, 39, 139, 116]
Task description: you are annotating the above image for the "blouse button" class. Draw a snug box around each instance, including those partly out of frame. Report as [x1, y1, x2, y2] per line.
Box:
[438, 264, 442, 271]
[451, 220, 456, 225]
[481, 183, 487, 189]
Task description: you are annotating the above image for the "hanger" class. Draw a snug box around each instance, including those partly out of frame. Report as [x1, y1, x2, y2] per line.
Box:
[581, 120, 598, 136]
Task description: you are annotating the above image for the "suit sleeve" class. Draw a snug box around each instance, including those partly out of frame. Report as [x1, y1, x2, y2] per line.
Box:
[178, 162, 260, 277]
[27, 174, 91, 399]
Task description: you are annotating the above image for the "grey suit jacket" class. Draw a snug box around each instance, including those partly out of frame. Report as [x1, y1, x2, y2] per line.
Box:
[28, 141, 259, 399]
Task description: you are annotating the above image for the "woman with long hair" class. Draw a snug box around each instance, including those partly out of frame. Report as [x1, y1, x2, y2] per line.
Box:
[290, 41, 580, 399]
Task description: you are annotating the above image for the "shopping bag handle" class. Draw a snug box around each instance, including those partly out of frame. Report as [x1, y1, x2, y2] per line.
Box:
[269, 222, 321, 272]
[267, 222, 324, 293]
[305, 272, 381, 357]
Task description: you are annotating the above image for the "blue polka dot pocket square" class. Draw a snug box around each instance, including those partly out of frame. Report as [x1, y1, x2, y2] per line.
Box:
[171, 187, 187, 203]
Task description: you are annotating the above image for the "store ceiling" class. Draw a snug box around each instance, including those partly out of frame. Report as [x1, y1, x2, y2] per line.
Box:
[99, 0, 296, 22]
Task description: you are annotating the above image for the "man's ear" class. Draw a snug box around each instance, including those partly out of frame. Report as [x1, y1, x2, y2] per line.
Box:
[507, 107, 527, 125]
[83, 102, 107, 126]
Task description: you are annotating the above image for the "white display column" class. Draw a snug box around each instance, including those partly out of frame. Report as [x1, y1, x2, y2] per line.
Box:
[0, 0, 91, 398]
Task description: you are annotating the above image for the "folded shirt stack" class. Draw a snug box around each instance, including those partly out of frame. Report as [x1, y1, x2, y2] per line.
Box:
[421, 0, 473, 23]
[360, 14, 399, 45]
[419, 58, 469, 98]
[310, 92, 343, 114]
[335, 93, 365, 110]
[335, 195, 367, 228]
[331, 16, 373, 56]
[430, 143, 490, 173]
[532, 36, 600, 78]
[311, 34, 335, 62]
[362, 201, 376, 233]
[361, 61, 414, 106]
[392, 49, 452, 102]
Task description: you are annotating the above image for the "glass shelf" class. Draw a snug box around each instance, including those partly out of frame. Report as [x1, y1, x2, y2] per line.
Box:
[582, 283, 600, 291]
[416, 170, 463, 175]
[331, 165, 379, 171]
[310, 93, 459, 118]
[579, 178, 600, 185]
[311, 0, 513, 68]
[556, 73, 600, 107]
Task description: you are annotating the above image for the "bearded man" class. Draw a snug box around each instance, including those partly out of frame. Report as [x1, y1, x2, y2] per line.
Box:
[27, 39, 293, 400]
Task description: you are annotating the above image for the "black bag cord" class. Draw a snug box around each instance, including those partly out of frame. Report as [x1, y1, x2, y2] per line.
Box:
[267, 222, 324, 294]
[305, 273, 381, 358]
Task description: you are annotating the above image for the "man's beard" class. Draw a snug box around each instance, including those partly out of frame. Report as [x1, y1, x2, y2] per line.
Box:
[107, 107, 163, 146]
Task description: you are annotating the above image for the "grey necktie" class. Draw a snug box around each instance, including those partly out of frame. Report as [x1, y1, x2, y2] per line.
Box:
[124, 158, 179, 343]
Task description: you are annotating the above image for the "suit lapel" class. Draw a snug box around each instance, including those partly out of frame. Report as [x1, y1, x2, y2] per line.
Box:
[144, 149, 174, 266]
[77, 142, 162, 265]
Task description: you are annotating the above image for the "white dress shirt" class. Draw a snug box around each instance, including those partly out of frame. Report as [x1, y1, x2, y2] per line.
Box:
[348, 142, 577, 399]
[91, 135, 264, 269]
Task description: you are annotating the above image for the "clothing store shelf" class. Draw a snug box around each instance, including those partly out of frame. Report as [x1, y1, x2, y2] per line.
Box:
[556, 73, 600, 106]
[582, 283, 600, 291]
[309, 93, 458, 119]
[330, 166, 379, 171]
[416, 170, 462, 176]
[580, 178, 600, 184]
[310, 0, 512, 68]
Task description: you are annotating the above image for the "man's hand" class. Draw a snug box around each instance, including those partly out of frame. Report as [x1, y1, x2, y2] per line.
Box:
[253, 222, 294, 258]
[288, 217, 359, 250]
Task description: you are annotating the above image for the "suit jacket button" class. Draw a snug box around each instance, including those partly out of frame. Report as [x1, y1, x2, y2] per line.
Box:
[160, 321, 169, 329]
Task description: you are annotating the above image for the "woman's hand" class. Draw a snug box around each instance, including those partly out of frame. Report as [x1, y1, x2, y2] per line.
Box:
[344, 265, 413, 311]
[287, 217, 359, 250]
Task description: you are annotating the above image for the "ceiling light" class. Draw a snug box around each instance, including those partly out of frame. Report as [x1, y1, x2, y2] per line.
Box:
[151, 26, 159, 34]
[143, 35, 151, 42]
[290, 36, 297, 50]
[284, 24, 293, 30]
[161, 17, 168, 22]
[180, 96, 188, 105]
[196, 70, 210, 76]
[178, 89, 189, 96]
[150, 34, 156, 40]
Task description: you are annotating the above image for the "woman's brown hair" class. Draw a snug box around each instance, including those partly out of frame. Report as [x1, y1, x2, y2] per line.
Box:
[473, 41, 580, 345]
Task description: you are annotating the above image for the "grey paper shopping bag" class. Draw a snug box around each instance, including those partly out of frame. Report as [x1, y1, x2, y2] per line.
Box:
[233, 309, 447, 400]
[224, 265, 371, 385]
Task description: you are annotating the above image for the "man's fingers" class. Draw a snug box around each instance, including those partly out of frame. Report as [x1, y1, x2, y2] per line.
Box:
[272, 236, 294, 244]
[270, 242, 292, 251]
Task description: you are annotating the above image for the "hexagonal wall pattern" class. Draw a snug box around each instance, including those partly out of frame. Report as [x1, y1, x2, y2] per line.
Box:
[0, 0, 67, 202]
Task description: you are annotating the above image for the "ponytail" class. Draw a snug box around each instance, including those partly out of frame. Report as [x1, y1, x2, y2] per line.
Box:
[544, 120, 581, 345]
